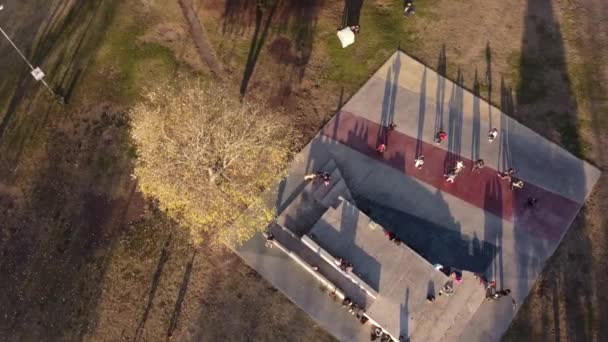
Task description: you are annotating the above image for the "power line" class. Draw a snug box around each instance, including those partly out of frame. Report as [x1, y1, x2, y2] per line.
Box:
[0, 4, 64, 103]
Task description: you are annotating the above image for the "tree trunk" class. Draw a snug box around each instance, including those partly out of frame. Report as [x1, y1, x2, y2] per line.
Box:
[177, 0, 223, 78]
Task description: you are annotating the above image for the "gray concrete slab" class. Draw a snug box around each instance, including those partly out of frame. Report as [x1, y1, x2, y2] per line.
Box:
[235, 233, 371, 342]
[309, 200, 449, 339]
[270, 223, 375, 308]
[342, 51, 601, 204]
[232, 51, 601, 342]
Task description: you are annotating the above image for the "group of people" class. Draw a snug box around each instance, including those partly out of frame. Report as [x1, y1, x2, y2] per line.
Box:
[336, 257, 354, 273]
[342, 297, 367, 322]
[475, 275, 517, 308]
[498, 168, 524, 190]
[384, 231, 403, 246]
[371, 326, 396, 342]
[304, 171, 332, 187]
[375, 124, 527, 191]
[429, 264, 462, 300]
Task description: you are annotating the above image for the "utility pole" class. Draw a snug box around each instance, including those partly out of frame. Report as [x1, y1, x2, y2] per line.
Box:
[0, 4, 64, 104]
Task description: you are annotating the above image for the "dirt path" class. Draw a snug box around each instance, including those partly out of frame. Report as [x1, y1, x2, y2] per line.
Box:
[177, 0, 223, 77]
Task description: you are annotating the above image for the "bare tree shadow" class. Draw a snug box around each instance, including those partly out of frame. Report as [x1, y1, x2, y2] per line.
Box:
[485, 42, 493, 115]
[166, 249, 197, 340]
[228, 0, 323, 99]
[239, 2, 278, 97]
[135, 235, 172, 340]
[503, 0, 594, 341]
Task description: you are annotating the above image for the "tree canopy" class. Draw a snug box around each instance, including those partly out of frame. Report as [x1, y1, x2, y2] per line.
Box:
[130, 79, 298, 244]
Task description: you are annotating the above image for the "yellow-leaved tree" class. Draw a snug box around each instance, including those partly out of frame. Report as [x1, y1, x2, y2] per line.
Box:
[130, 79, 298, 245]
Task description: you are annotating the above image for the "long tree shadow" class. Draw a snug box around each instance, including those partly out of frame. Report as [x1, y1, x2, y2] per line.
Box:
[503, 0, 594, 340]
[566, 0, 608, 337]
[226, 0, 323, 98]
[485, 41, 493, 128]
[239, 1, 279, 97]
[134, 235, 172, 340]
[166, 249, 197, 340]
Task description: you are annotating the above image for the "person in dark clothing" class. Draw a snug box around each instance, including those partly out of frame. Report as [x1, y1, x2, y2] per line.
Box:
[380, 333, 393, 342]
[498, 168, 516, 180]
[496, 289, 511, 297]
[371, 326, 383, 341]
[304, 171, 331, 186]
[317, 171, 331, 186]
[264, 232, 274, 248]
[404, 0, 415, 16]
[355, 307, 365, 320]
[472, 159, 485, 173]
[342, 297, 352, 307]
[489, 288, 511, 300]
[338, 258, 353, 272]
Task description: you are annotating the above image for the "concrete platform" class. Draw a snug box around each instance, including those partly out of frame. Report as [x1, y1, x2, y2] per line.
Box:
[234, 51, 601, 342]
[308, 200, 449, 339]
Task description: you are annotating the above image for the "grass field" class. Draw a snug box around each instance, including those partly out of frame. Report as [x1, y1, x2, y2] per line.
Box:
[1, 0, 607, 341]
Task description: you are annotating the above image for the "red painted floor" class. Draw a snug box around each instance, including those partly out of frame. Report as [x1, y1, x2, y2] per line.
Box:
[321, 111, 581, 241]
